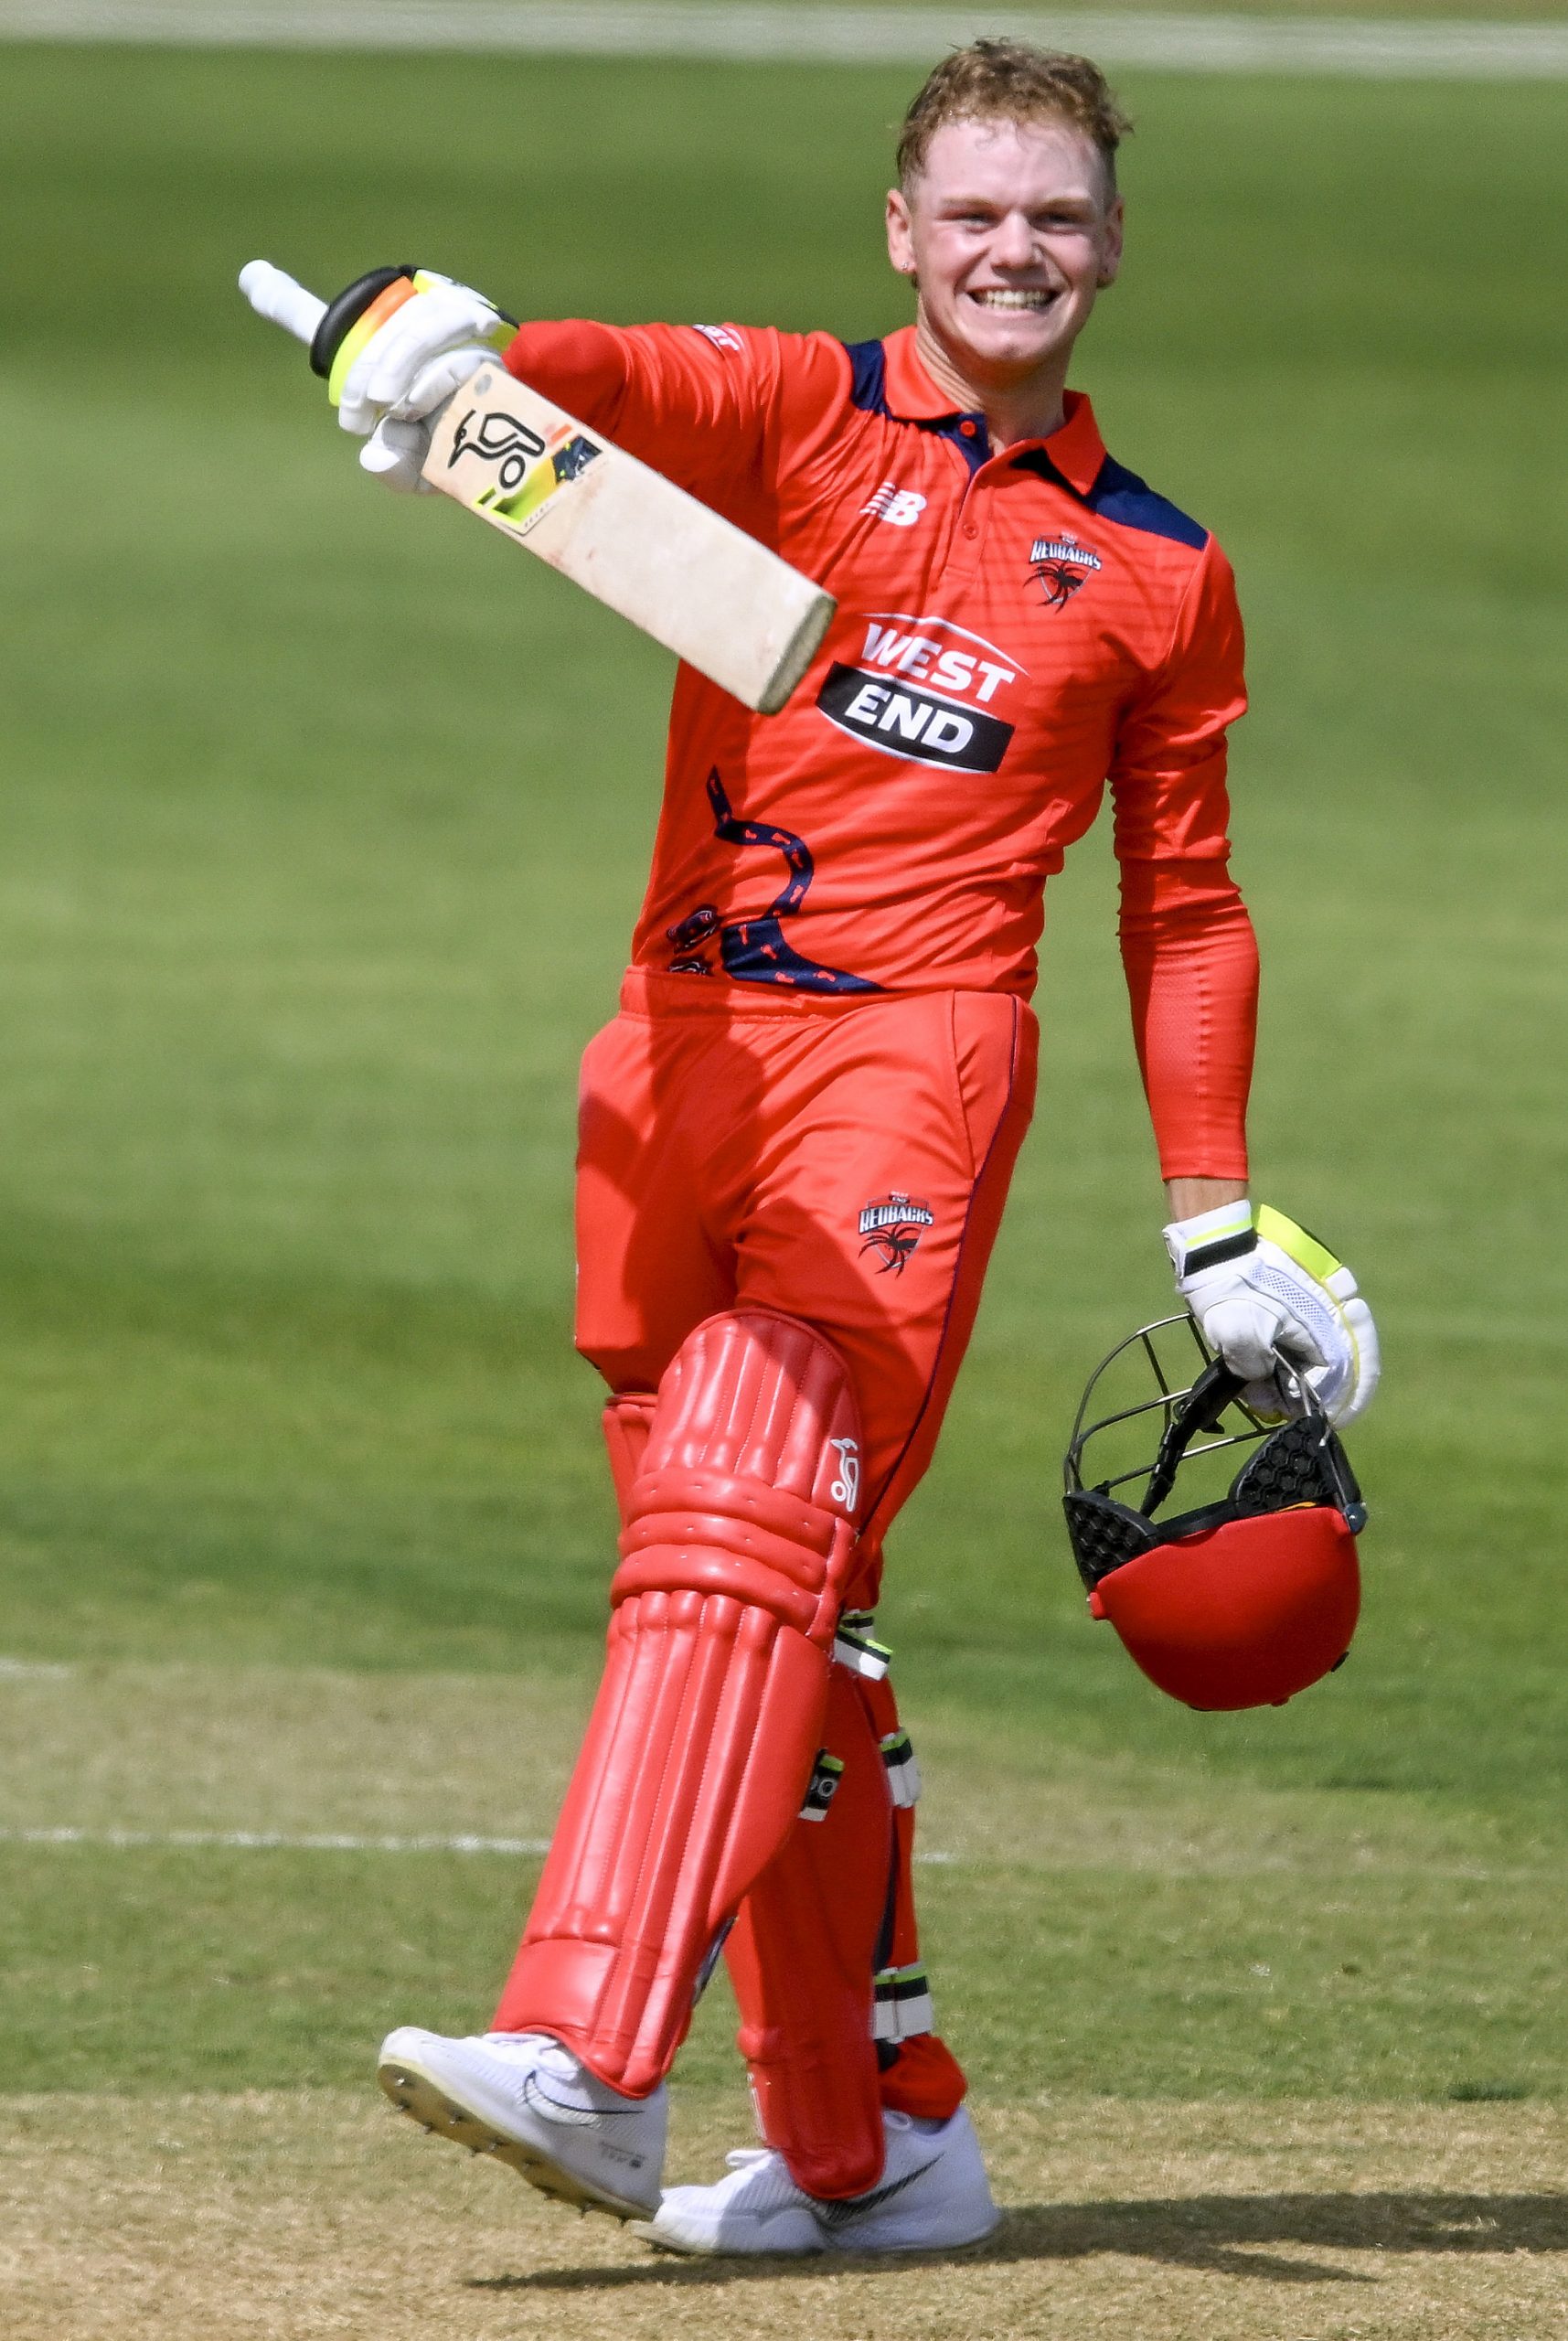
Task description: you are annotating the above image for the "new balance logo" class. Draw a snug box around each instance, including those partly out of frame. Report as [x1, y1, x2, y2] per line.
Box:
[862, 481, 928, 528]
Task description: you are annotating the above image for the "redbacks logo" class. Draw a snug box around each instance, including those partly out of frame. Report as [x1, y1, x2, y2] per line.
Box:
[859, 1192, 935, 1275]
[1029, 533, 1103, 611]
[816, 615, 1024, 775]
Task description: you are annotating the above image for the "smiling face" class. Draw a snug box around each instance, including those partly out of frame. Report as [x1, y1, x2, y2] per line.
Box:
[886, 113, 1124, 398]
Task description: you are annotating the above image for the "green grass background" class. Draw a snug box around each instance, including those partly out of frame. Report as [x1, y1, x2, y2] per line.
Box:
[0, 46, 1563, 2110]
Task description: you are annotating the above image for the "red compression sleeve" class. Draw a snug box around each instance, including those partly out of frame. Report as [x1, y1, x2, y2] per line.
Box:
[1118, 855, 1258, 1182]
[1110, 536, 1257, 1181]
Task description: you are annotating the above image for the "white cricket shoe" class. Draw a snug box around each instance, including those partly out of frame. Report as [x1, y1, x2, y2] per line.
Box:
[635, 2105, 1000, 2255]
[377, 2026, 666, 2219]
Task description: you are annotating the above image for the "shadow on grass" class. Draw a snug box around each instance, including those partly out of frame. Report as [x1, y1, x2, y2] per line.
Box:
[469, 2192, 1568, 2292]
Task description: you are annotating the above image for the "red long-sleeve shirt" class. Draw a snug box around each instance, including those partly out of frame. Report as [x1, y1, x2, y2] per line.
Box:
[504, 315, 1258, 1178]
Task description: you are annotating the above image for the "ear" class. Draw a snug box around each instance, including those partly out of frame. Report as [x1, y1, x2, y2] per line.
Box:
[1096, 194, 1125, 289]
[885, 187, 918, 279]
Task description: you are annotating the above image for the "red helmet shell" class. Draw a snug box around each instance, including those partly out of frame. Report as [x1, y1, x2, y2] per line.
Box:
[1087, 1504, 1360, 1711]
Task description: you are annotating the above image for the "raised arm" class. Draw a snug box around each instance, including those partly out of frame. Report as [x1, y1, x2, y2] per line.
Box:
[303, 262, 848, 520]
[501, 316, 850, 518]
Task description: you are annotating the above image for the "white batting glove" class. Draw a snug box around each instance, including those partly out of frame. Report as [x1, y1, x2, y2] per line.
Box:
[337, 273, 507, 436]
[358, 414, 440, 494]
[1165, 1201, 1381, 1427]
[355, 337, 491, 492]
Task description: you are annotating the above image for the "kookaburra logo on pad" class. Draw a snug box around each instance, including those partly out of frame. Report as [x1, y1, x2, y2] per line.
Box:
[828, 1438, 861, 1511]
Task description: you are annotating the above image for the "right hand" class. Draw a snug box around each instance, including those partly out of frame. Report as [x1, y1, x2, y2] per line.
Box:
[357, 414, 447, 495]
[1166, 1202, 1381, 1428]
[337, 272, 507, 437]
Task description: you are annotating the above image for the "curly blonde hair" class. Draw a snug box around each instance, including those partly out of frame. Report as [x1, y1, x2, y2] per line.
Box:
[897, 39, 1132, 198]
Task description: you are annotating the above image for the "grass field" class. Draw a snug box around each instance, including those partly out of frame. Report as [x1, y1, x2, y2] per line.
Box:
[1, 35, 1565, 2336]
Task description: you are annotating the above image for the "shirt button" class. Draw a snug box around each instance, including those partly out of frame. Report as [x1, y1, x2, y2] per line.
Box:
[964, 520, 978, 538]
[959, 420, 978, 438]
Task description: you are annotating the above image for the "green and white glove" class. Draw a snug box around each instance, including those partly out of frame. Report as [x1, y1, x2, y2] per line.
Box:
[336, 271, 508, 435]
[1165, 1201, 1381, 1427]
[335, 270, 511, 491]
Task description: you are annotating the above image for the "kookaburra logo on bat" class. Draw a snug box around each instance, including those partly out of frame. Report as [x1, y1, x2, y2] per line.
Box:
[449, 407, 549, 491]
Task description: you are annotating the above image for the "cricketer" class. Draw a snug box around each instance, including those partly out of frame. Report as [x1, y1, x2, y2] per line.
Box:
[321, 41, 1381, 2253]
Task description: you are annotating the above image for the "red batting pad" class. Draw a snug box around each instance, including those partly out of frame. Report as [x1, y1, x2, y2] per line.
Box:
[600, 1389, 655, 1522]
[1089, 1506, 1360, 1711]
[726, 1666, 891, 2198]
[495, 1310, 860, 2093]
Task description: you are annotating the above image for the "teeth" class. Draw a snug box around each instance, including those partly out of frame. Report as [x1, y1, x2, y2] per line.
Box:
[973, 289, 1053, 310]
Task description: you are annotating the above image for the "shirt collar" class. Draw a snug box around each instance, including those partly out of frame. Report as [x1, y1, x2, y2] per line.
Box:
[880, 326, 1106, 494]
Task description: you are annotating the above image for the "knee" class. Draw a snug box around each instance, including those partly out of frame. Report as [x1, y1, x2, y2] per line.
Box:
[601, 1390, 656, 1523]
[611, 1310, 863, 1646]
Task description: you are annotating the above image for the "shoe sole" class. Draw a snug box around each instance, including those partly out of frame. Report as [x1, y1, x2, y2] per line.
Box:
[629, 2210, 1002, 2259]
[629, 2220, 824, 2258]
[377, 2054, 651, 2222]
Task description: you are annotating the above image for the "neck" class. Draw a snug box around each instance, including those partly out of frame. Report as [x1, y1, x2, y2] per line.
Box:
[912, 310, 1071, 448]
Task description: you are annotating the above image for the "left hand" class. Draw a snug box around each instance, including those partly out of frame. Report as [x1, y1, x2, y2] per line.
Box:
[337, 272, 507, 436]
[1166, 1201, 1381, 1427]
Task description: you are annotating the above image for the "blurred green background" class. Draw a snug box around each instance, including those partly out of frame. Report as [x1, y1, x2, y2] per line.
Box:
[0, 42, 1563, 2106]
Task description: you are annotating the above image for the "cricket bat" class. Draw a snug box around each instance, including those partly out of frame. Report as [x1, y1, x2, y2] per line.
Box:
[239, 262, 837, 715]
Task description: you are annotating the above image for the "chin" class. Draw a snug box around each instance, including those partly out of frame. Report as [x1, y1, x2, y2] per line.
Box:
[948, 312, 1065, 379]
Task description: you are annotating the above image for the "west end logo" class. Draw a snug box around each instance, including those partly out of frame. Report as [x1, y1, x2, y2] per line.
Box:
[1028, 533, 1102, 612]
[816, 615, 1022, 775]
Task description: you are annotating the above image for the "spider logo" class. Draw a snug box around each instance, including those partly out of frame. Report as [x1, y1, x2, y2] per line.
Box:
[858, 1192, 935, 1276]
[860, 1224, 922, 1274]
[1030, 556, 1090, 611]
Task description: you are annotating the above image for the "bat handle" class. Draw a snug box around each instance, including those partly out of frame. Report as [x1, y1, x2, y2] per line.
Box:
[239, 260, 327, 348]
[240, 262, 515, 380]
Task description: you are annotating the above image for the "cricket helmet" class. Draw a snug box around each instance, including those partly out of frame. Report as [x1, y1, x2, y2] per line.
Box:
[1062, 1317, 1366, 1712]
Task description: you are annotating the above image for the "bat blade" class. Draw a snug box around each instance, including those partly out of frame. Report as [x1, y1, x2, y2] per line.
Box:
[422, 367, 835, 715]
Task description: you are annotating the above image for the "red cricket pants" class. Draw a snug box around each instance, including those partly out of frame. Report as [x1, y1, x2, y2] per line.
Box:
[566, 968, 1037, 2114]
[578, 972, 1035, 1577]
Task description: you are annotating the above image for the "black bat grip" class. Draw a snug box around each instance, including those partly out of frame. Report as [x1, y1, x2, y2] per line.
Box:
[308, 265, 418, 377]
